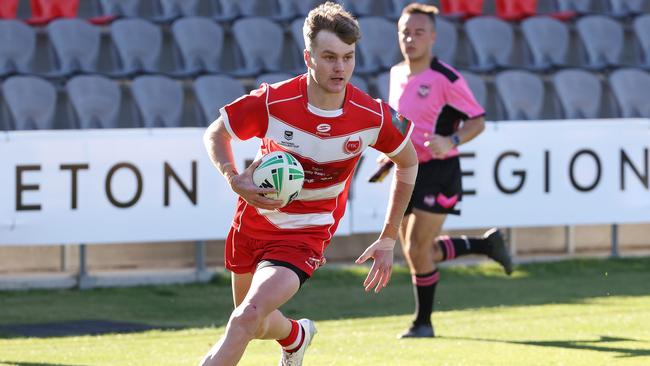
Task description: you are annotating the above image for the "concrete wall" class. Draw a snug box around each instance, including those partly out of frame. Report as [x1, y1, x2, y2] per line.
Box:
[1, 223, 649, 274]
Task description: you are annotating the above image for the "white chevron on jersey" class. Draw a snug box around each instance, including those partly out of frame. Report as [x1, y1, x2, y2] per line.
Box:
[297, 181, 346, 201]
[256, 208, 335, 229]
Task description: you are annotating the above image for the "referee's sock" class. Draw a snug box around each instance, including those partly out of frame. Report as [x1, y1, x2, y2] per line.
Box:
[436, 234, 490, 260]
[412, 270, 440, 326]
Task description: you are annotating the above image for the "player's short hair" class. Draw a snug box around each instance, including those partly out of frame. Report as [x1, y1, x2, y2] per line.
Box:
[401, 2, 439, 26]
[303, 1, 360, 51]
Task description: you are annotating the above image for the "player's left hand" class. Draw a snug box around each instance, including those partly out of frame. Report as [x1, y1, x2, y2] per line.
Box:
[424, 133, 454, 159]
[355, 238, 395, 293]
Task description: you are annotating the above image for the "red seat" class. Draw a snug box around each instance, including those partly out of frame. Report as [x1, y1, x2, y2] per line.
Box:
[27, 0, 78, 25]
[0, 0, 18, 18]
[496, 0, 537, 21]
[441, 0, 484, 19]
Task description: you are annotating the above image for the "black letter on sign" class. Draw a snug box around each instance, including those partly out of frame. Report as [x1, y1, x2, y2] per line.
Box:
[620, 148, 648, 190]
[569, 149, 601, 192]
[60, 163, 89, 209]
[105, 162, 143, 208]
[459, 152, 476, 196]
[494, 151, 526, 194]
[164, 161, 197, 206]
[16, 165, 41, 211]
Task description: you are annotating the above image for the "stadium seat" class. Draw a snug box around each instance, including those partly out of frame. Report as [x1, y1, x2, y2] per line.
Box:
[350, 75, 369, 94]
[432, 17, 457, 65]
[633, 15, 650, 70]
[0, 0, 18, 18]
[237, 0, 288, 20]
[464, 16, 514, 72]
[340, 0, 392, 17]
[291, 18, 305, 50]
[609, 68, 650, 118]
[98, 0, 140, 17]
[556, 0, 595, 14]
[255, 73, 294, 86]
[495, 70, 544, 120]
[389, 0, 440, 20]
[66, 75, 121, 129]
[231, 17, 285, 76]
[521, 16, 570, 71]
[459, 70, 486, 108]
[156, 0, 200, 22]
[193, 75, 246, 124]
[576, 15, 624, 70]
[606, 0, 647, 17]
[2, 76, 57, 130]
[131, 75, 184, 128]
[27, 0, 79, 25]
[440, 0, 483, 19]
[551, 69, 602, 119]
[46, 19, 101, 77]
[0, 20, 36, 76]
[495, 0, 537, 21]
[280, 0, 330, 17]
[375, 71, 390, 101]
[170, 17, 224, 76]
[356, 17, 401, 75]
[110, 18, 162, 76]
[211, 0, 239, 22]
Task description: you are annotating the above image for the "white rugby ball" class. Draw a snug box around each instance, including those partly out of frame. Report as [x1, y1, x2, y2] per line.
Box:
[252, 151, 304, 207]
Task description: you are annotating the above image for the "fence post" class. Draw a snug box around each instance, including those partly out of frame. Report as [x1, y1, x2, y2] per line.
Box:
[77, 244, 93, 290]
[195, 240, 211, 282]
[610, 224, 619, 258]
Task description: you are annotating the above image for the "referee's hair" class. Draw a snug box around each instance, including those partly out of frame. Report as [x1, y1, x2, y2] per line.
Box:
[401, 3, 439, 26]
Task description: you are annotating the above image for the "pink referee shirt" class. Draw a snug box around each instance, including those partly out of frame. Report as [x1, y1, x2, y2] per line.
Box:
[389, 58, 485, 163]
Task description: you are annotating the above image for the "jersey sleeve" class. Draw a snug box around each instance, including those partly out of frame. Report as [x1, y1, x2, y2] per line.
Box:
[219, 84, 269, 141]
[371, 103, 414, 157]
[446, 76, 485, 120]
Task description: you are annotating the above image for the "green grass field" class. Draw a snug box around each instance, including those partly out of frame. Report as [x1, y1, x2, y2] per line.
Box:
[0, 257, 649, 366]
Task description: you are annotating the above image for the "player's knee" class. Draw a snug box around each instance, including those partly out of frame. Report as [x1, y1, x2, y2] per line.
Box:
[229, 302, 263, 339]
[405, 236, 430, 258]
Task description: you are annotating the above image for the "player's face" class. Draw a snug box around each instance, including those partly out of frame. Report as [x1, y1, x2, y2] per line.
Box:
[305, 30, 355, 94]
[398, 13, 436, 63]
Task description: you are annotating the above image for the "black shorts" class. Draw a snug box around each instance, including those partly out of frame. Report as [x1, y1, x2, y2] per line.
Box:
[406, 157, 462, 216]
[256, 259, 310, 287]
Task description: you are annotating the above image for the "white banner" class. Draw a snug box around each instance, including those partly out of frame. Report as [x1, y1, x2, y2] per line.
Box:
[1, 120, 649, 245]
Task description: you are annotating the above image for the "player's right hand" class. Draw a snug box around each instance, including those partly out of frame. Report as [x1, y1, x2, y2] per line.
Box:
[229, 159, 284, 210]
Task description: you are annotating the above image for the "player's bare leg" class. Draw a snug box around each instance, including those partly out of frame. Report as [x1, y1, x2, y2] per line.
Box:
[199, 266, 300, 366]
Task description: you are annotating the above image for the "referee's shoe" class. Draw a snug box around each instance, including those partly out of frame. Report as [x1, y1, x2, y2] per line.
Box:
[484, 228, 513, 275]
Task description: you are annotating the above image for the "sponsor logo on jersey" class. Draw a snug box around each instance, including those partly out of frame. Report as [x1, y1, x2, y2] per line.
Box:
[343, 136, 362, 155]
[390, 108, 410, 137]
[284, 130, 294, 140]
[316, 123, 331, 133]
[418, 84, 430, 97]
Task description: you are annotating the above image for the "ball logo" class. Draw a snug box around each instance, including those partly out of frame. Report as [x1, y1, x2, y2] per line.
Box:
[316, 123, 331, 133]
[343, 136, 362, 155]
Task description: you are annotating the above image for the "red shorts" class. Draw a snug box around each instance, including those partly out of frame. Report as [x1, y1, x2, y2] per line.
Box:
[224, 228, 326, 277]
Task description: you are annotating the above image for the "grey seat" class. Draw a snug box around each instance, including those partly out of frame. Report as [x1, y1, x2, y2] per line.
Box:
[66, 75, 121, 129]
[0, 20, 35, 76]
[46, 19, 101, 76]
[255, 73, 294, 86]
[633, 15, 650, 69]
[236, 0, 291, 19]
[609, 68, 650, 118]
[156, 0, 200, 22]
[432, 18, 456, 65]
[340, 0, 391, 16]
[2, 76, 57, 130]
[357, 17, 400, 74]
[521, 16, 569, 70]
[212, 0, 239, 21]
[465, 16, 514, 72]
[576, 15, 624, 70]
[606, 0, 647, 17]
[552, 69, 601, 119]
[350, 75, 369, 94]
[110, 18, 162, 75]
[375, 71, 390, 102]
[460, 70, 486, 108]
[556, 0, 595, 13]
[171, 17, 223, 75]
[280, 0, 329, 17]
[495, 70, 544, 120]
[193, 75, 246, 124]
[131, 75, 184, 127]
[231, 17, 285, 76]
[291, 18, 305, 51]
[99, 0, 140, 17]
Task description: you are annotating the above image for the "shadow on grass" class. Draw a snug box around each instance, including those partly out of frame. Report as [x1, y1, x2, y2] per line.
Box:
[0, 320, 183, 339]
[439, 335, 650, 359]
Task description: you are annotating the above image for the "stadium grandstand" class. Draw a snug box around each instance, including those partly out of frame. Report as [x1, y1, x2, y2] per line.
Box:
[0, 0, 649, 288]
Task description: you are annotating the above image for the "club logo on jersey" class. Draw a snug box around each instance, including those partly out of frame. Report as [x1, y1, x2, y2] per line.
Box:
[390, 108, 411, 137]
[284, 130, 294, 140]
[343, 136, 363, 155]
[316, 123, 331, 133]
[418, 84, 430, 98]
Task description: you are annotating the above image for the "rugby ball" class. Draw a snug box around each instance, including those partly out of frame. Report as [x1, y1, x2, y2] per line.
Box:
[252, 151, 305, 207]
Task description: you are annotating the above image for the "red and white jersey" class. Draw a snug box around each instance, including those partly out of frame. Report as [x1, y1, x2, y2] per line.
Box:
[220, 74, 413, 250]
